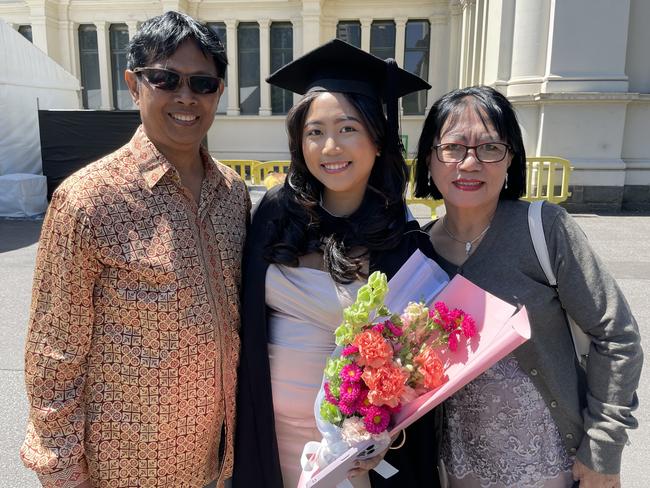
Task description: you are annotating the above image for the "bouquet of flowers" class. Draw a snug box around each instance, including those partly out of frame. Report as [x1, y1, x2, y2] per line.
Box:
[299, 250, 532, 488]
[319, 271, 476, 444]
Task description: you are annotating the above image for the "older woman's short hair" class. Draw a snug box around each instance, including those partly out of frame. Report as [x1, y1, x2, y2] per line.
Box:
[127, 11, 227, 78]
[414, 85, 526, 200]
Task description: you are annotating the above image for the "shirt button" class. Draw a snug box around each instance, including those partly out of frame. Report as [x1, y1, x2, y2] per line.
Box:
[569, 447, 577, 454]
[530, 369, 538, 376]
[550, 400, 558, 408]
[566, 433, 574, 440]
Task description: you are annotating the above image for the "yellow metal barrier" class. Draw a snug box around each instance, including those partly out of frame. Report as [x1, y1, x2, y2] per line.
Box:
[219, 159, 260, 182]
[254, 160, 292, 184]
[228, 156, 572, 216]
[522, 157, 572, 204]
[405, 159, 443, 218]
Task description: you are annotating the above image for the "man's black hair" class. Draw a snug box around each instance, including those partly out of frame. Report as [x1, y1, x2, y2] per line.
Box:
[127, 11, 227, 78]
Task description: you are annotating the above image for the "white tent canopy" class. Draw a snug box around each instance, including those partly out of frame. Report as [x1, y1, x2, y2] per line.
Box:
[0, 19, 80, 216]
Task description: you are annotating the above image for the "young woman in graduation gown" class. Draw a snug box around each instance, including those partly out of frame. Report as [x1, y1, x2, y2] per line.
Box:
[233, 40, 442, 488]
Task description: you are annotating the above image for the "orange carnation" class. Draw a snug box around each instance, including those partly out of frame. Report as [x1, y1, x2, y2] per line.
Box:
[414, 347, 447, 390]
[361, 362, 409, 408]
[352, 329, 392, 368]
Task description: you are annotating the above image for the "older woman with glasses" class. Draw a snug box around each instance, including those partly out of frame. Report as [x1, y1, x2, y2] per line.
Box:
[413, 86, 642, 488]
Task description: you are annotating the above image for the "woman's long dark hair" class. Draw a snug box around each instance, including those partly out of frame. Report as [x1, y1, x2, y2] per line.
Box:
[264, 91, 409, 283]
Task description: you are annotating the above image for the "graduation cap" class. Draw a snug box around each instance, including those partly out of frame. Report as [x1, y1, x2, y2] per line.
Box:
[266, 38, 431, 153]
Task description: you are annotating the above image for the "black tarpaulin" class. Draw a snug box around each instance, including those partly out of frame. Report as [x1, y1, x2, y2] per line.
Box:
[39, 110, 141, 199]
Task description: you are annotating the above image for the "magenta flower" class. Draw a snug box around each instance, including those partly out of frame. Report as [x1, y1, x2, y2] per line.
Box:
[385, 320, 403, 337]
[363, 406, 390, 434]
[448, 330, 460, 352]
[341, 345, 359, 357]
[324, 382, 338, 406]
[340, 380, 361, 404]
[372, 322, 385, 333]
[339, 399, 357, 416]
[356, 388, 371, 415]
[461, 315, 477, 338]
[340, 363, 362, 382]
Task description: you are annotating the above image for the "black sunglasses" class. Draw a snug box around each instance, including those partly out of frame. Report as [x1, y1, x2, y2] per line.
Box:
[133, 67, 222, 95]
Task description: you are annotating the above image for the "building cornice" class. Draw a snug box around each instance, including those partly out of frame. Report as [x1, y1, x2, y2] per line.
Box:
[509, 92, 646, 105]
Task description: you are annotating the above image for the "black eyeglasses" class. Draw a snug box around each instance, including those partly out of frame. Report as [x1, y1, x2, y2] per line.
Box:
[433, 142, 511, 163]
[133, 67, 222, 95]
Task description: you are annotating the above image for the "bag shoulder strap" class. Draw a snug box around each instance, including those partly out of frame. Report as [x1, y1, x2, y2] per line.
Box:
[527, 200, 590, 366]
[528, 200, 557, 286]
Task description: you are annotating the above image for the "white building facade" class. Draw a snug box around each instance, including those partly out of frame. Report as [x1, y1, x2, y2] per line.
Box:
[1, 0, 648, 211]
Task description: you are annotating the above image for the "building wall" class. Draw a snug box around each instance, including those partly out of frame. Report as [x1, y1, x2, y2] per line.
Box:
[2, 0, 649, 210]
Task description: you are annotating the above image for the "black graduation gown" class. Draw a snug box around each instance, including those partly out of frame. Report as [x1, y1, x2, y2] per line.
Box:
[233, 186, 442, 488]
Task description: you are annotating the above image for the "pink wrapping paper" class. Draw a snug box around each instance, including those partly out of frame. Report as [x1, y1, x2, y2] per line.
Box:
[391, 273, 531, 432]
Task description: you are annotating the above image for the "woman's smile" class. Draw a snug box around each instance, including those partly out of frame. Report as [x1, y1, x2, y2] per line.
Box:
[321, 160, 352, 173]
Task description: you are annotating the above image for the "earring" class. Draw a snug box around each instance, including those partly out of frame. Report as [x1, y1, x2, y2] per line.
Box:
[504, 173, 509, 189]
[376, 151, 381, 157]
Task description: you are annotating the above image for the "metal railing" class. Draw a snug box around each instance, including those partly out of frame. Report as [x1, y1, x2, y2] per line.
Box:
[521, 157, 572, 204]
[219, 157, 573, 216]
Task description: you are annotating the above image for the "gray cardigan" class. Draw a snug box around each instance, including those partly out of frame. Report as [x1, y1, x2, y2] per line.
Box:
[425, 199, 643, 474]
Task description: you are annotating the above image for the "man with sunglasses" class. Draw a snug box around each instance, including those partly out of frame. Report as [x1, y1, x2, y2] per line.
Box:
[21, 11, 249, 488]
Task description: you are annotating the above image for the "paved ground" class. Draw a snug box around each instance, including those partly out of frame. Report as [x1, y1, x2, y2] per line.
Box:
[1, 204, 648, 487]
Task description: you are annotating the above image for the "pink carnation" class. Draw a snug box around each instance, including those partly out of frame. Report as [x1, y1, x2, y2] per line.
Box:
[448, 330, 460, 352]
[340, 363, 362, 382]
[363, 406, 390, 434]
[385, 320, 403, 337]
[341, 345, 359, 357]
[429, 302, 450, 327]
[461, 314, 477, 338]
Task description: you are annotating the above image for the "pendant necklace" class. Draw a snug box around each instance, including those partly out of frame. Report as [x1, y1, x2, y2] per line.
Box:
[442, 216, 491, 256]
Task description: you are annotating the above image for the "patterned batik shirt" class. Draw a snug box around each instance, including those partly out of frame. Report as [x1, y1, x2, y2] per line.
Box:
[20, 127, 250, 488]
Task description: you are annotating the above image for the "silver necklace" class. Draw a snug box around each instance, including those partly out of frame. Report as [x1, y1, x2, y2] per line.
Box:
[442, 216, 491, 255]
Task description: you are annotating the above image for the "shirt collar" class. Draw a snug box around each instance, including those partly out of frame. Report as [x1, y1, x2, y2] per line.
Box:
[130, 125, 225, 190]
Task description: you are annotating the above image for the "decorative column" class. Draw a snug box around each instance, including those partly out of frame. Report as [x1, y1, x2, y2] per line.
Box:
[471, 0, 486, 85]
[301, 0, 322, 52]
[428, 14, 450, 108]
[258, 19, 272, 116]
[485, 0, 514, 91]
[95, 21, 114, 110]
[394, 17, 407, 66]
[292, 16, 303, 105]
[126, 20, 138, 40]
[394, 17, 407, 115]
[57, 20, 77, 76]
[459, 0, 476, 88]
[448, 1, 462, 90]
[360, 18, 371, 52]
[508, 1, 550, 96]
[225, 19, 239, 116]
[27, 0, 59, 60]
[161, 0, 188, 13]
[321, 17, 337, 43]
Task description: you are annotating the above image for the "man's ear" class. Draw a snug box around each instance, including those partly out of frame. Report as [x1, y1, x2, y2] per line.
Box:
[125, 70, 140, 106]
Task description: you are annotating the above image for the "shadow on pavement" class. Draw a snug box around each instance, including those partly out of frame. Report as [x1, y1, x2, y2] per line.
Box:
[0, 220, 43, 253]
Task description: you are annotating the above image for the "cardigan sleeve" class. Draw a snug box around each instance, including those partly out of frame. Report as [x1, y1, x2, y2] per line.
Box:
[547, 206, 643, 474]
